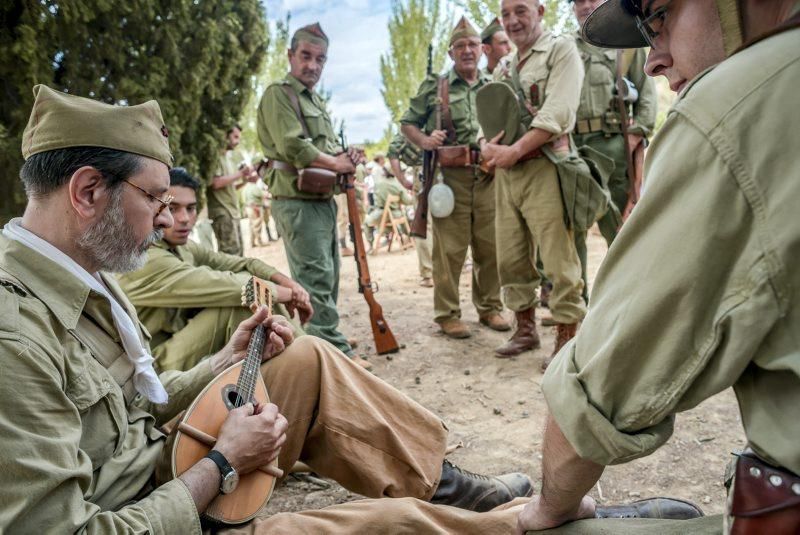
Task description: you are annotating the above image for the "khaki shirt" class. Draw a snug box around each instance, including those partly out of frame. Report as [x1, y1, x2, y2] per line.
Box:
[374, 175, 414, 212]
[207, 149, 242, 218]
[387, 132, 423, 167]
[493, 31, 584, 137]
[243, 181, 266, 207]
[574, 36, 657, 136]
[0, 234, 214, 532]
[117, 240, 280, 351]
[401, 68, 490, 148]
[542, 28, 800, 475]
[257, 74, 339, 200]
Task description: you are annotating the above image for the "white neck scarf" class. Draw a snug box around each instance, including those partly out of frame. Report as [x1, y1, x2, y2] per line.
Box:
[3, 218, 168, 404]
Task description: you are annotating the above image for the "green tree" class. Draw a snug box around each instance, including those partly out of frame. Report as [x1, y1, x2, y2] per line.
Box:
[453, 0, 577, 34]
[0, 0, 267, 222]
[379, 0, 453, 128]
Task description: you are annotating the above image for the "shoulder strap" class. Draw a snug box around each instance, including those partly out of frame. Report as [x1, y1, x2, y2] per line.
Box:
[280, 84, 311, 139]
[438, 76, 457, 144]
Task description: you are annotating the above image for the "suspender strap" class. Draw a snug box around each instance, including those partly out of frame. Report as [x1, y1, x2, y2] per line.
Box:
[280, 84, 312, 139]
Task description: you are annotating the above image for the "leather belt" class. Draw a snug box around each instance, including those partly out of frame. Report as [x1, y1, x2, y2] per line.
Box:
[575, 117, 604, 134]
[272, 195, 331, 202]
[267, 159, 298, 174]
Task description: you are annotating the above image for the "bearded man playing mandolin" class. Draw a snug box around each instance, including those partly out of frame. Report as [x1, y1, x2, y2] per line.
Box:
[0, 86, 533, 533]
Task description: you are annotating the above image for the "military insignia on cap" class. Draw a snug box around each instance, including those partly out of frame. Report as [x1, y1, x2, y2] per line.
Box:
[449, 16, 479, 45]
[293, 22, 329, 46]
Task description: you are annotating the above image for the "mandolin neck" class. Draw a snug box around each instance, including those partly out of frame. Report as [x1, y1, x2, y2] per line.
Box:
[235, 323, 268, 406]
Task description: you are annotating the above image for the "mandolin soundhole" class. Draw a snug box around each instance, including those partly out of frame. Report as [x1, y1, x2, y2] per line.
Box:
[221, 384, 248, 410]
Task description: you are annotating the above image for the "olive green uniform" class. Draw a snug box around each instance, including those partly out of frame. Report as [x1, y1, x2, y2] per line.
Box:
[208, 149, 245, 255]
[401, 69, 503, 323]
[543, 26, 800, 531]
[243, 181, 267, 247]
[572, 38, 656, 298]
[491, 32, 587, 324]
[365, 174, 415, 227]
[257, 74, 352, 355]
[387, 132, 432, 279]
[117, 240, 302, 372]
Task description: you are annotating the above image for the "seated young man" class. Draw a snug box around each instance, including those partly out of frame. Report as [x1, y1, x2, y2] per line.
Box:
[118, 167, 315, 372]
[364, 168, 415, 234]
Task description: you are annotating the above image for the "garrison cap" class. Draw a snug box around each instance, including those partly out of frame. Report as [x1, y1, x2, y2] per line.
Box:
[476, 82, 522, 145]
[450, 16, 480, 46]
[293, 22, 329, 48]
[581, 0, 648, 48]
[480, 17, 503, 43]
[22, 84, 172, 166]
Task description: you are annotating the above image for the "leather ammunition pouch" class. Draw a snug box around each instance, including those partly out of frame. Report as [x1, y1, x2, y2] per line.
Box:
[574, 112, 623, 135]
[437, 145, 472, 168]
[727, 452, 800, 535]
[267, 157, 338, 195]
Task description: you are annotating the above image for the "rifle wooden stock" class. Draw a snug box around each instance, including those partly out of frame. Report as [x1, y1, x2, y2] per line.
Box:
[411, 149, 437, 238]
[342, 173, 400, 355]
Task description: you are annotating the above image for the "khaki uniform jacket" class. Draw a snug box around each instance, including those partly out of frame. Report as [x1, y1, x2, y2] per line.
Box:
[117, 240, 280, 347]
[574, 37, 657, 137]
[542, 28, 800, 475]
[0, 234, 213, 532]
[257, 74, 339, 200]
[208, 149, 242, 218]
[494, 31, 584, 138]
[401, 68, 490, 148]
[367, 175, 414, 224]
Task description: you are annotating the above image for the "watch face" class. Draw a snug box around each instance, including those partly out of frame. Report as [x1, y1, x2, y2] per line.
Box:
[220, 470, 239, 494]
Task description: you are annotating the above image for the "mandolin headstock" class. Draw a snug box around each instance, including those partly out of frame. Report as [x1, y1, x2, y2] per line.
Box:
[241, 276, 273, 315]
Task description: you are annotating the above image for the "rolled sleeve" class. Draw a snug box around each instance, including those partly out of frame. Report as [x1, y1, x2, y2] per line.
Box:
[401, 77, 435, 128]
[136, 479, 201, 534]
[530, 38, 584, 136]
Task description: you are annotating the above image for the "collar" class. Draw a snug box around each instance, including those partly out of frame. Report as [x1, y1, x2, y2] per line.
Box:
[447, 67, 490, 86]
[516, 30, 553, 63]
[287, 74, 315, 98]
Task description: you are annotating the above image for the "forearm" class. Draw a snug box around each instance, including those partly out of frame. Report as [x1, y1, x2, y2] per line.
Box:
[212, 172, 242, 190]
[401, 124, 428, 150]
[539, 412, 604, 519]
[178, 457, 221, 514]
[308, 151, 342, 171]
[511, 128, 553, 156]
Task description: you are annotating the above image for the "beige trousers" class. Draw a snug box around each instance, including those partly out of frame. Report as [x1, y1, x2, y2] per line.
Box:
[417, 213, 433, 279]
[431, 168, 502, 323]
[245, 206, 265, 247]
[495, 158, 586, 324]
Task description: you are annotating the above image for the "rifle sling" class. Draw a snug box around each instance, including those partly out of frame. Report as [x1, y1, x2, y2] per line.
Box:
[280, 84, 312, 139]
[438, 76, 457, 144]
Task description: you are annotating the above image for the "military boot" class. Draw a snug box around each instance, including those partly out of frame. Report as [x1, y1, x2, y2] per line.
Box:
[595, 497, 704, 519]
[541, 322, 578, 371]
[495, 308, 540, 358]
[430, 460, 533, 512]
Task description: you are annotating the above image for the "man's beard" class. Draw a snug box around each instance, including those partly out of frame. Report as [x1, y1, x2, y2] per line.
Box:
[77, 186, 163, 273]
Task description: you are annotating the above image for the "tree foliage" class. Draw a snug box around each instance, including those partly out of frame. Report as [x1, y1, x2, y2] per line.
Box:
[380, 0, 453, 129]
[0, 0, 267, 222]
[453, 0, 577, 34]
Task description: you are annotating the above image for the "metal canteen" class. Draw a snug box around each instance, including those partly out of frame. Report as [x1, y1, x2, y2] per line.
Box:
[428, 176, 455, 218]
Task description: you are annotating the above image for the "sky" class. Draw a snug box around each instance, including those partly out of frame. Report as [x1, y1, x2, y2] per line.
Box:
[263, 0, 397, 143]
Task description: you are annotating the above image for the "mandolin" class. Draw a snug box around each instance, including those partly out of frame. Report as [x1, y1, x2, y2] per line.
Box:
[170, 276, 284, 524]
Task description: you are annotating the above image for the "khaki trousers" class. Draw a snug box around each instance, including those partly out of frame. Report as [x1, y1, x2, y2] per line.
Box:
[417, 211, 433, 279]
[431, 168, 502, 323]
[152, 304, 302, 372]
[245, 206, 265, 247]
[211, 213, 244, 256]
[495, 158, 586, 324]
[334, 194, 349, 244]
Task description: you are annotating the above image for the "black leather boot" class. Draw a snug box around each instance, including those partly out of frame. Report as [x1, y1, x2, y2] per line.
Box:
[430, 460, 533, 512]
[595, 497, 704, 519]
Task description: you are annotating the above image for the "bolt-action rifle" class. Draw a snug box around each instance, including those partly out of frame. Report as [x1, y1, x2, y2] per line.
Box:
[338, 126, 399, 355]
[410, 44, 439, 239]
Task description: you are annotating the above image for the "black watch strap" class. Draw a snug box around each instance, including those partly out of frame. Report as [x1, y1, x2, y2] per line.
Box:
[205, 450, 233, 477]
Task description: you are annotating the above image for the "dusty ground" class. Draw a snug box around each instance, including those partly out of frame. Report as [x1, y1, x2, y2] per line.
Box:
[247, 225, 743, 518]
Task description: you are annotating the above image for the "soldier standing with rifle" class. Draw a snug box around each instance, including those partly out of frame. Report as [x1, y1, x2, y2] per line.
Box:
[402, 17, 508, 340]
[256, 23, 368, 367]
[568, 0, 657, 303]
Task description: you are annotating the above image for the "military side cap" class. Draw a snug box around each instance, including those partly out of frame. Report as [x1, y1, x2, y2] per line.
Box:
[480, 17, 503, 42]
[22, 85, 172, 166]
[582, 0, 648, 48]
[476, 82, 521, 146]
[293, 22, 329, 47]
[450, 16, 479, 45]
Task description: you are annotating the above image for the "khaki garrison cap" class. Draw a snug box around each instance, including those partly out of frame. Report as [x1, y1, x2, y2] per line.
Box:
[450, 16, 480, 45]
[476, 82, 522, 146]
[22, 85, 172, 167]
[480, 17, 503, 42]
[293, 22, 329, 47]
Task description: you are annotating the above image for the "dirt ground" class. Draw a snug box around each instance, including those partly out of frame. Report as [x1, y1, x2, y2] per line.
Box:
[248, 224, 743, 518]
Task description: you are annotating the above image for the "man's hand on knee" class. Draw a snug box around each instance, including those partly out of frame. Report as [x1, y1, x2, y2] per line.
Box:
[211, 308, 295, 374]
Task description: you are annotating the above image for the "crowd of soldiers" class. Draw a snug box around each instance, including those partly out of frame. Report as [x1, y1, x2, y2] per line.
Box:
[0, 0, 797, 533]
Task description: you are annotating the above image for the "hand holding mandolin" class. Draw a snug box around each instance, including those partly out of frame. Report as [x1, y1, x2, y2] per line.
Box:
[210, 306, 294, 376]
[214, 402, 288, 476]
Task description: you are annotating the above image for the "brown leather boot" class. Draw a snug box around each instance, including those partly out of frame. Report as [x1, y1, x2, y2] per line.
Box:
[494, 309, 540, 358]
[440, 318, 471, 339]
[479, 312, 512, 331]
[541, 322, 578, 371]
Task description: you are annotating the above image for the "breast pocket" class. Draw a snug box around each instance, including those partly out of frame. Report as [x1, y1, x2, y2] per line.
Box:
[299, 102, 333, 146]
[65, 345, 128, 469]
[588, 54, 616, 111]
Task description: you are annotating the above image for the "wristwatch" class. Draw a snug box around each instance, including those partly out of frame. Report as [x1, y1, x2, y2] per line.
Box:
[205, 450, 239, 494]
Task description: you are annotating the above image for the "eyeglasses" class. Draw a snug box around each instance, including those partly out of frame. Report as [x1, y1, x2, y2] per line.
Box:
[634, 0, 672, 48]
[123, 180, 174, 215]
[451, 43, 481, 53]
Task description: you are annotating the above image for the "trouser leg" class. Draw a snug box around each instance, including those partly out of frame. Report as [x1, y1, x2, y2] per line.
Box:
[245, 206, 264, 247]
[495, 167, 539, 312]
[152, 306, 252, 371]
[211, 213, 244, 256]
[431, 169, 472, 323]
[271, 199, 352, 356]
[574, 229, 589, 304]
[417, 212, 433, 279]
[260, 336, 448, 498]
[470, 176, 502, 316]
